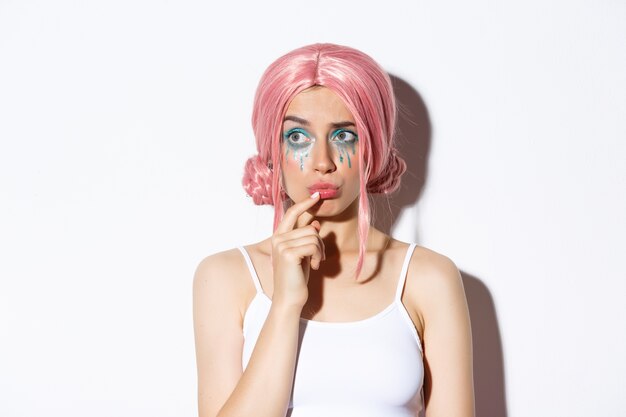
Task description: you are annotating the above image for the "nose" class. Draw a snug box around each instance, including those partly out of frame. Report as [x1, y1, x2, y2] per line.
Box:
[311, 139, 336, 174]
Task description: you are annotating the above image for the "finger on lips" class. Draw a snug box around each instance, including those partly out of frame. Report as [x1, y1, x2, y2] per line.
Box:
[278, 192, 321, 234]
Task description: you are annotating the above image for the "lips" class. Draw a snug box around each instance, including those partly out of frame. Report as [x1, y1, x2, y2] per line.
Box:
[308, 182, 340, 199]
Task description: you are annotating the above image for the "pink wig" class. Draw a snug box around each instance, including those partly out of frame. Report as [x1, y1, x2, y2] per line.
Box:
[242, 43, 406, 278]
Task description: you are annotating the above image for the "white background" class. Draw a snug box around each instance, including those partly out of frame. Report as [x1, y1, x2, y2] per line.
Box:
[1, 1, 624, 416]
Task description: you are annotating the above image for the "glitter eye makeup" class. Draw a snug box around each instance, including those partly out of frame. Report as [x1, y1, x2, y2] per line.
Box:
[330, 129, 359, 168]
[282, 127, 359, 170]
[283, 128, 315, 171]
[330, 129, 358, 144]
[283, 128, 314, 149]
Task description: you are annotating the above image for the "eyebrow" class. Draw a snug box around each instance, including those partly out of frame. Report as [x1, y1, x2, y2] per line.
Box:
[283, 115, 355, 129]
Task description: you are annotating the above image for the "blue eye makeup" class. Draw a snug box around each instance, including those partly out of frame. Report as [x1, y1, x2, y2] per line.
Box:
[331, 129, 358, 168]
[330, 129, 359, 144]
[283, 128, 313, 149]
[283, 128, 314, 170]
[282, 127, 359, 170]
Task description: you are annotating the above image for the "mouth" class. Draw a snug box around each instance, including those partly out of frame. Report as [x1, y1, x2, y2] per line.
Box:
[308, 183, 340, 199]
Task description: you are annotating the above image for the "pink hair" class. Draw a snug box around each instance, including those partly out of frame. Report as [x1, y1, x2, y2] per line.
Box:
[242, 43, 406, 278]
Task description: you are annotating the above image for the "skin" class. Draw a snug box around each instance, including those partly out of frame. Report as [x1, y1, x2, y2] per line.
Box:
[193, 86, 475, 417]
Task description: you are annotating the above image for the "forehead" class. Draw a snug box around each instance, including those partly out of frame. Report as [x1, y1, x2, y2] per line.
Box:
[284, 86, 355, 123]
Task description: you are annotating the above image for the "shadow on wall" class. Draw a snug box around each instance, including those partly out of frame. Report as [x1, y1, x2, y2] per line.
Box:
[463, 272, 508, 417]
[374, 75, 508, 417]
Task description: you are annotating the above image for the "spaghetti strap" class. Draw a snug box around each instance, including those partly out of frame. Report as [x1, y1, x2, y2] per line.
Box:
[395, 243, 418, 301]
[237, 246, 264, 294]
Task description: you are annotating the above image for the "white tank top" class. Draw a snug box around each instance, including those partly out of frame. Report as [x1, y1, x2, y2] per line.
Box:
[238, 243, 425, 417]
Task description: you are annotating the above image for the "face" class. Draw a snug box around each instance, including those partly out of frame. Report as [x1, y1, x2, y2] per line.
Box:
[280, 86, 360, 217]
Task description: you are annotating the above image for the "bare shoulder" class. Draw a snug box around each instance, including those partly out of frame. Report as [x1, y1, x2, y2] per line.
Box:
[409, 245, 461, 286]
[402, 244, 467, 329]
[193, 248, 247, 289]
[383, 238, 460, 281]
[192, 247, 256, 320]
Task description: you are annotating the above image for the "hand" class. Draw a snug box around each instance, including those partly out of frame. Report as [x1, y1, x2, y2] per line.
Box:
[270, 192, 326, 310]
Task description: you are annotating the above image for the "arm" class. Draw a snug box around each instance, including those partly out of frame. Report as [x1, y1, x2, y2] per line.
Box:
[414, 254, 475, 417]
[193, 193, 324, 417]
[193, 251, 242, 417]
[192, 252, 302, 417]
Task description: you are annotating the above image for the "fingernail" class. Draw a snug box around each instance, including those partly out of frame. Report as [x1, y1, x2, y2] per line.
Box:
[310, 191, 320, 199]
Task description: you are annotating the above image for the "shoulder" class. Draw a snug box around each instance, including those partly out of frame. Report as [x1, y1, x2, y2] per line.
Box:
[195, 247, 248, 272]
[193, 239, 272, 301]
[193, 248, 247, 288]
[384, 238, 460, 282]
[409, 245, 461, 287]
[192, 247, 256, 319]
[403, 244, 466, 324]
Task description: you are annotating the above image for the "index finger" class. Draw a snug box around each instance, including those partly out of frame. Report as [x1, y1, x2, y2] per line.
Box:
[276, 191, 321, 234]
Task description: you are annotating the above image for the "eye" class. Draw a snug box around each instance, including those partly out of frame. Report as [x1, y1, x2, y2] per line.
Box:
[331, 129, 358, 144]
[283, 128, 312, 147]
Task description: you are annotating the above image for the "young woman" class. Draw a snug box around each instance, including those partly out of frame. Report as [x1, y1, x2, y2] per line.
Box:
[193, 43, 475, 417]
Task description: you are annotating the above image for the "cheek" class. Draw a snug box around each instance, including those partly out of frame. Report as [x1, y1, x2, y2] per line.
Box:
[347, 167, 361, 191]
[281, 161, 300, 182]
[339, 152, 361, 195]
[333, 142, 358, 168]
[282, 143, 312, 172]
[280, 146, 307, 195]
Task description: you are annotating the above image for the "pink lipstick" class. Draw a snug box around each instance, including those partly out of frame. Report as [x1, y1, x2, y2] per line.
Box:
[308, 182, 340, 199]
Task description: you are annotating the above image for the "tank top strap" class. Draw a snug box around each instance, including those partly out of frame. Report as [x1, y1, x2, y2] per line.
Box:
[237, 246, 264, 294]
[395, 243, 418, 301]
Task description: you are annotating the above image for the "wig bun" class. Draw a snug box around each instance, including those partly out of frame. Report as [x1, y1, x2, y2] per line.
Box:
[242, 155, 274, 205]
[366, 151, 407, 194]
